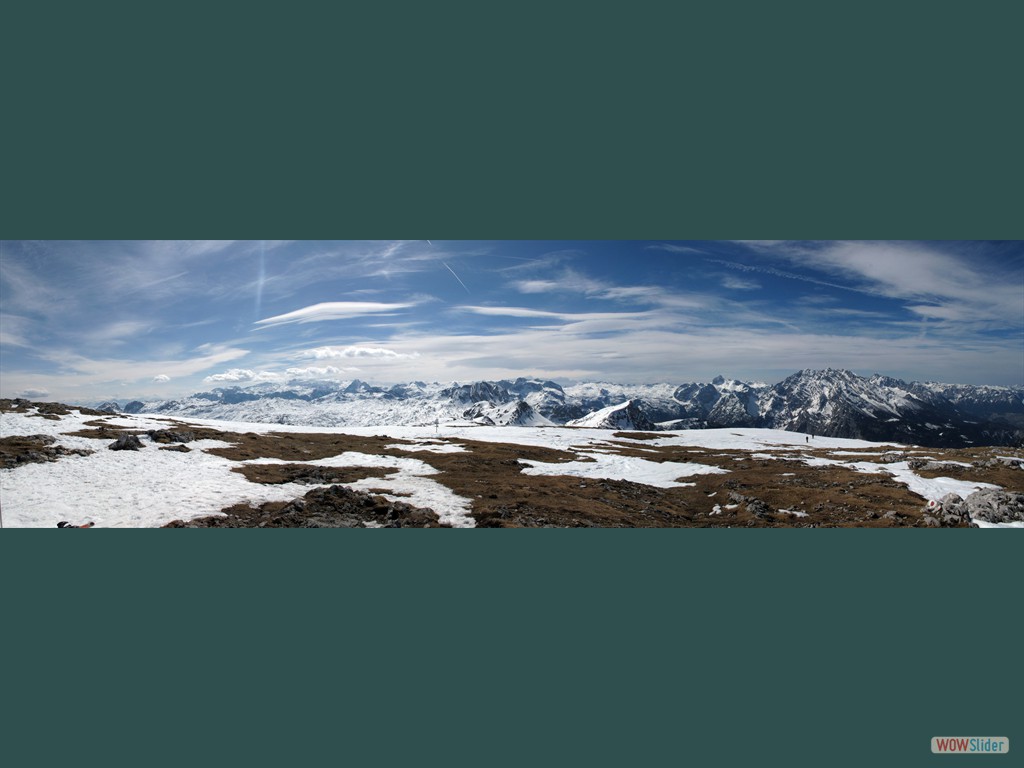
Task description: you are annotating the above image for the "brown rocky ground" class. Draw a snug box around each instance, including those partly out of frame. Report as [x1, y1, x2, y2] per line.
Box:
[0, 433, 95, 468]
[4, 400, 1022, 527]
[164, 485, 447, 528]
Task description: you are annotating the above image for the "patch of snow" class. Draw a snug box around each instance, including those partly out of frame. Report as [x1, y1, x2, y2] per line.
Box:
[878, 462, 1000, 502]
[798, 455, 846, 467]
[385, 442, 467, 453]
[519, 452, 727, 488]
[779, 509, 809, 517]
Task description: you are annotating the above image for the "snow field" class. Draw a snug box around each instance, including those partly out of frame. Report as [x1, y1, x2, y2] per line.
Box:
[1, 436, 321, 528]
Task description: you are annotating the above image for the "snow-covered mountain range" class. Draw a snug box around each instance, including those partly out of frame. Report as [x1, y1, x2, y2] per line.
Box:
[102, 369, 1024, 448]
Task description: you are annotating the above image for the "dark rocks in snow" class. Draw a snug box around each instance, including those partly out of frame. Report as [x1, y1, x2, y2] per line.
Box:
[147, 429, 195, 444]
[907, 459, 966, 472]
[164, 485, 445, 528]
[0, 434, 93, 468]
[109, 433, 144, 451]
[159, 444, 191, 453]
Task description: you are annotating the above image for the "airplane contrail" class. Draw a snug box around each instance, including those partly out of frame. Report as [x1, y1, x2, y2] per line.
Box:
[443, 262, 470, 293]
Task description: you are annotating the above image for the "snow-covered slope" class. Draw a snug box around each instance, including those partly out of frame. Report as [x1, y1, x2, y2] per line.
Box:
[462, 400, 554, 427]
[566, 400, 654, 430]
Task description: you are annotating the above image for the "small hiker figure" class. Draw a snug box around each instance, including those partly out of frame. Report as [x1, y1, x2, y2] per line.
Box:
[57, 521, 95, 528]
[805, 435, 809, 444]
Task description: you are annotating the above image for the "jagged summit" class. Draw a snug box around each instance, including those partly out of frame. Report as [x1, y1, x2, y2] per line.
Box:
[114, 369, 1024, 448]
[566, 400, 655, 431]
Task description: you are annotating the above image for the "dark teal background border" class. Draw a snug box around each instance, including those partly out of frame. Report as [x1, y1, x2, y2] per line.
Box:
[2, 3, 1021, 767]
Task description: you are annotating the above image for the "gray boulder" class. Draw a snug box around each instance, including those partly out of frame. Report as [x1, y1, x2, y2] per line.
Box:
[963, 489, 1024, 524]
[109, 433, 144, 451]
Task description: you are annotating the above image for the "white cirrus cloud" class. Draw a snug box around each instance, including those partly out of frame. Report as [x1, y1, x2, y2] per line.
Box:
[721, 276, 761, 291]
[514, 279, 561, 293]
[0, 313, 32, 347]
[736, 240, 1024, 327]
[299, 346, 420, 360]
[645, 243, 706, 254]
[152, 374, 171, 383]
[255, 301, 418, 328]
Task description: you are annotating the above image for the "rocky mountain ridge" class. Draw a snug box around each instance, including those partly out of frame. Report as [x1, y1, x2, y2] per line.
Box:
[97, 368, 1024, 448]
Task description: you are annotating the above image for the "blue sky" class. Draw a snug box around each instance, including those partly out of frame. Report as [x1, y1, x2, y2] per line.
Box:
[1, 240, 1021, 402]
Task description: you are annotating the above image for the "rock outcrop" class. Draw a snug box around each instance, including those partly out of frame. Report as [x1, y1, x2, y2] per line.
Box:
[147, 429, 195, 444]
[109, 434, 144, 451]
[963, 489, 1024, 524]
[921, 494, 973, 527]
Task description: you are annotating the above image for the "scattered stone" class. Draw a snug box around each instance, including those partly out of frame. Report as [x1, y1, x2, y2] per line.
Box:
[159, 444, 191, 453]
[727, 491, 773, 518]
[109, 434, 144, 451]
[974, 457, 1024, 470]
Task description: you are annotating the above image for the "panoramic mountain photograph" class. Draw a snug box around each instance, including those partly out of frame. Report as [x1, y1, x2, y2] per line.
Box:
[1, 239, 1022, 528]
